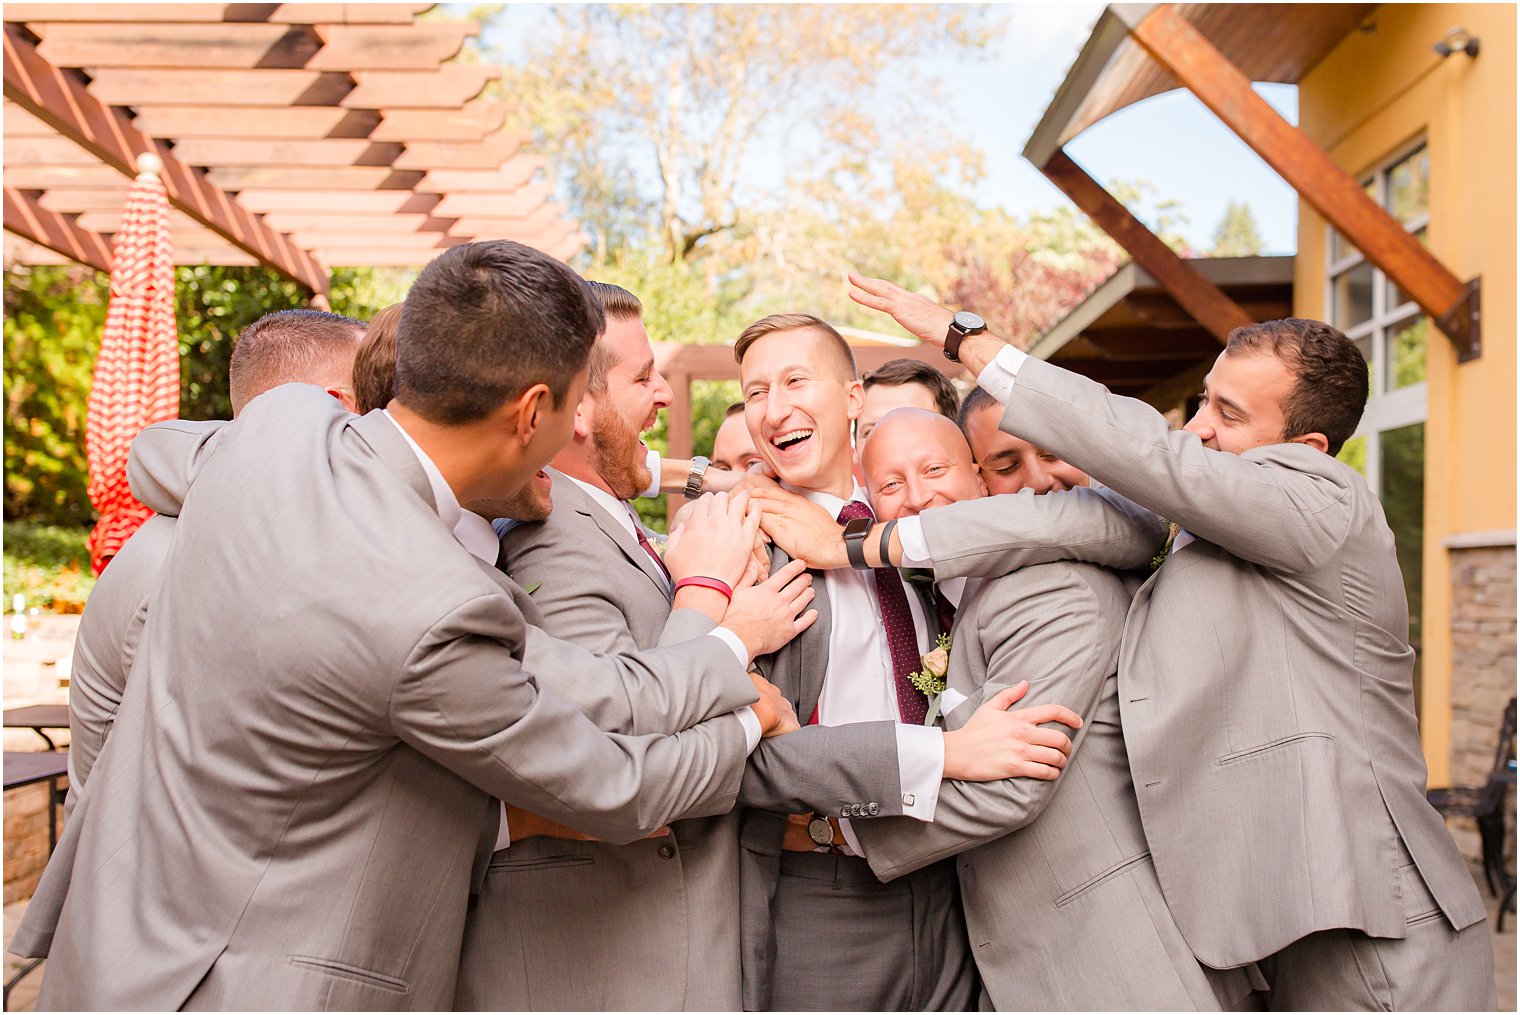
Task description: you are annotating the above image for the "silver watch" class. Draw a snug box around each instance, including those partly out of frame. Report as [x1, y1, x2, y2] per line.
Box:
[683, 456, 711, 500]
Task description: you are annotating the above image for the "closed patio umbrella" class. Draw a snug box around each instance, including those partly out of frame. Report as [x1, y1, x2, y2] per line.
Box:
[85, 152, 179, 574]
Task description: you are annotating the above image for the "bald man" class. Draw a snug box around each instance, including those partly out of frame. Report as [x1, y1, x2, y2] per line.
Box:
[851, 407, 1256, 1010]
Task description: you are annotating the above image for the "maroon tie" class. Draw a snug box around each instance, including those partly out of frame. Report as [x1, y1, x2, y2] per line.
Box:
[934, 587, 957, 635]
[628, 507, 673, 587]
[837, 500, 929, 725]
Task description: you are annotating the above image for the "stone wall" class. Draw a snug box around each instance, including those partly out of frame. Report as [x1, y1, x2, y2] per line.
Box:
[1446, 542, 1517, 864]
[3, 779, 66, 905]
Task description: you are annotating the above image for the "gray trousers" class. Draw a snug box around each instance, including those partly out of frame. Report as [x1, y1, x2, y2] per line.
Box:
[767, 851, 979, 1012]
[1259, 861, 1496, 1011]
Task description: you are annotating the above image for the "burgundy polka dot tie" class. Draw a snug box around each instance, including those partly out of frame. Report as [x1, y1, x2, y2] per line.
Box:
[837, 500, 929, 725]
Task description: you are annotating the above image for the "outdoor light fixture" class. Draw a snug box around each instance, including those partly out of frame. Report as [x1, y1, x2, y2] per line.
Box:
[1432, 26, 1480, 59]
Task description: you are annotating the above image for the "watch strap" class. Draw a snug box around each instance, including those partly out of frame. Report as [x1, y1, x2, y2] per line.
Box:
[683, 456, 710, 499]
[843, 518, 871, 570]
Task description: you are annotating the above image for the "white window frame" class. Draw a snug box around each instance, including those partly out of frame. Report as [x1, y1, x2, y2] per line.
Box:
[1325, 137, 1429, 497]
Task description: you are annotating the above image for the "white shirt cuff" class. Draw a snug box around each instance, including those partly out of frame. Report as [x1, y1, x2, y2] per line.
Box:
[839, 816, 865, 857]
[976, 344, 1028, 405]
[639, 449, 662, 499]
[895, 515, 934, 568]
[735, 705, 762, 753]
[708, 626, 750, 666]
[895, 723, 944, 821]
[494, 802, 511, 851]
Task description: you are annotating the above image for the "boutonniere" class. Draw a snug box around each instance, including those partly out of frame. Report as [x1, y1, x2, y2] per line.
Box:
[909, 633, 952, 726]
[1149, 521, 1180, 572]
[508, 574, 543, 596]
[648, 535, 668, 558]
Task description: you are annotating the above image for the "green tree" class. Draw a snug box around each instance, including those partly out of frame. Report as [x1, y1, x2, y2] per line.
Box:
[1208, 199, 1264, 257]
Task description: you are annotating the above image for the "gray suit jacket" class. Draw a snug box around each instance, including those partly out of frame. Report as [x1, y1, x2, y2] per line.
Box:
[854, 564, 1254, 1010]
[63, 513, 174, 818]
[17, 386, 750, 1011]
[940, 356, 1487, 969]
[456, 471, 747, 1010]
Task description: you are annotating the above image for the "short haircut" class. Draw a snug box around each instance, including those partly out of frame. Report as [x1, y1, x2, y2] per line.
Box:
[723, 401, 745, 419]
[863, 358, 959, 419]
[733, 313, 856, 380]
[956, 384, 1000, 435]
[1224, 318, 1368, 455]
[582, 280, 643, 396]
[352, 303, 401, 414]
[393, 241, 603, 424]
[227, 309, 365, 416]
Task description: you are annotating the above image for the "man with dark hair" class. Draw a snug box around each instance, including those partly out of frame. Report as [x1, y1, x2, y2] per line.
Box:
[16, 241, 794, 1011]
[461, 280, 814, 1010]
[63, 309, 365, 812]
[711, 401, 764, 473]
[352, 303, 402, 414]
[820, 275, 1495, 1011]
[227, 308, 365, 415]
[858, 357, 959, 444]
[957, 386, 1090, 495]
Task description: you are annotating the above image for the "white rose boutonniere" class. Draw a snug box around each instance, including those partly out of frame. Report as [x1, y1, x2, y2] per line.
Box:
[909, 633, 952, 726]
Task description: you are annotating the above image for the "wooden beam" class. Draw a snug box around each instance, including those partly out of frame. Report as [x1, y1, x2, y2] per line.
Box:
[1041, 149, 1252, 344]
[3, 186, 114, 272]
[86, 67, 354, 107]
[369, 100, 507, 142]
[392, 132, 529, 171]
[4, 4, 430, 24]
[342, 67, 498, 110]
[233, 189, 439, 214]
[1122, 3, 1480, 361]
[127, 105, 379, 139]
[432, 183, 552, 219]
[4, 24, 327, 293]
[204, 166, 423, 190]
[167, 138, 405, 167]
[307, 23, 476, 70]
[32, 22, 319, 70]
[416, 157, 546, 194]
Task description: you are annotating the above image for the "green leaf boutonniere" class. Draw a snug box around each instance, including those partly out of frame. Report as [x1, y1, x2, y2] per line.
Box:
[909, 633, 952, 726]
[1149, 521, 1181, 572]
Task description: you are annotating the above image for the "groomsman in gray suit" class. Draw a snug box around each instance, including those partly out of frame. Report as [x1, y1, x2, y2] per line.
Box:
[838, 275, 1496, 1011]
[64, 310, 366, 813]
[845, 407, 1257, 1010]
[459, 281, 816, 1011]
[14, 241, 795, 1011]
[732, 314, 1093, 1011]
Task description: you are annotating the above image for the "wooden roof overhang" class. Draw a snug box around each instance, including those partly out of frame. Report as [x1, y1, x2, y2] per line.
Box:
[1023, 3, 1482, 362]
[2, 3, 588, 298]
[1028, 254, 1294, 407]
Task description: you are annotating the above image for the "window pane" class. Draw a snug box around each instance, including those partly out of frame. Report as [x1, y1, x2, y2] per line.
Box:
[1330, 229, 1357, 264]
[1385, 316, 1428, 389]
[1387, 147, 1430, 225]
[1332, 259, 1375, 331]
[1353, 336, 1374, 396]
[1385, 227, 1427, 309]
[1380, 422, 1425, 701]
[1337, 434, 1368, 476]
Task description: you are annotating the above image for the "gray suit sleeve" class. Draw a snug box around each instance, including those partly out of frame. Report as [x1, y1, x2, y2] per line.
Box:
[740, 720, 905, 818]
[853, 564, 1125, 880]
[126, 419, 227, 516]
[392, 593, 749, 844]
[919, 484, 1165, 580]
[520, 625, 757, 736]
[999, 356, 1358, 574]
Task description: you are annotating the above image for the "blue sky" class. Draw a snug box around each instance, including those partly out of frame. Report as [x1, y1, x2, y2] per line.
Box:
[470, 3, 1299, 254]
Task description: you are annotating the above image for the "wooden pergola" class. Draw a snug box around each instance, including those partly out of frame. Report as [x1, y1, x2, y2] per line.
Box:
[1025, 3, 1482, 361]
[2, 3, 587, 297]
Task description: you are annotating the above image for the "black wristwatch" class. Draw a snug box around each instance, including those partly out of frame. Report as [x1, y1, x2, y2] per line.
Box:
[944, 311, 986, 364]
[842, 517, 873, 570]
[808, 816, 835, 847]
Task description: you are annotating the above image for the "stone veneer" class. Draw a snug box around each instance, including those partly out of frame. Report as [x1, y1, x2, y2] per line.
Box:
[1445, 540, 1517, 866]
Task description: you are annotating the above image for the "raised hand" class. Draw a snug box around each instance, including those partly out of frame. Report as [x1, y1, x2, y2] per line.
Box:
[663, 489, 760, 590]
[847, 273, 956, 347]
[942, 681, 1083, 782]
[723, 558, 818, 660]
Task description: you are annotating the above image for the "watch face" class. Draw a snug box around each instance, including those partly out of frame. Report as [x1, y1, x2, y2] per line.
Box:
[842, 517, 872, 539]
[808, 817, 834, 846]
[953, 310, 985, 331]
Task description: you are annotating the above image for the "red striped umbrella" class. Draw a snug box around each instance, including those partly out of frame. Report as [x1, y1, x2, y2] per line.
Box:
[85, 152, 179, 574]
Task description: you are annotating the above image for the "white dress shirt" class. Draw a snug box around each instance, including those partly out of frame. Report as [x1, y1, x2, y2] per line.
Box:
[788, 483, 945, 854]
[380, 415, 759, 851]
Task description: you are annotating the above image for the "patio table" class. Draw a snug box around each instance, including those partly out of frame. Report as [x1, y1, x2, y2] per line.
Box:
[3, 704, 70, 750]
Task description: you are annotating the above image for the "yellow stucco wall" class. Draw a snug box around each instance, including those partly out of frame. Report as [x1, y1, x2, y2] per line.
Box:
[1296, 3, 1517, 784]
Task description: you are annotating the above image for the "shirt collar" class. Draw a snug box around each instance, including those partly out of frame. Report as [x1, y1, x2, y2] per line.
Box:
[787, 479, 869, 521]
[564, 472, 639, 538]
[381, 410, 497, 565]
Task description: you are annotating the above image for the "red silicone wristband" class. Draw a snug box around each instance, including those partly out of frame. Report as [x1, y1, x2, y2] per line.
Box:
[673, 576, 734, 602]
